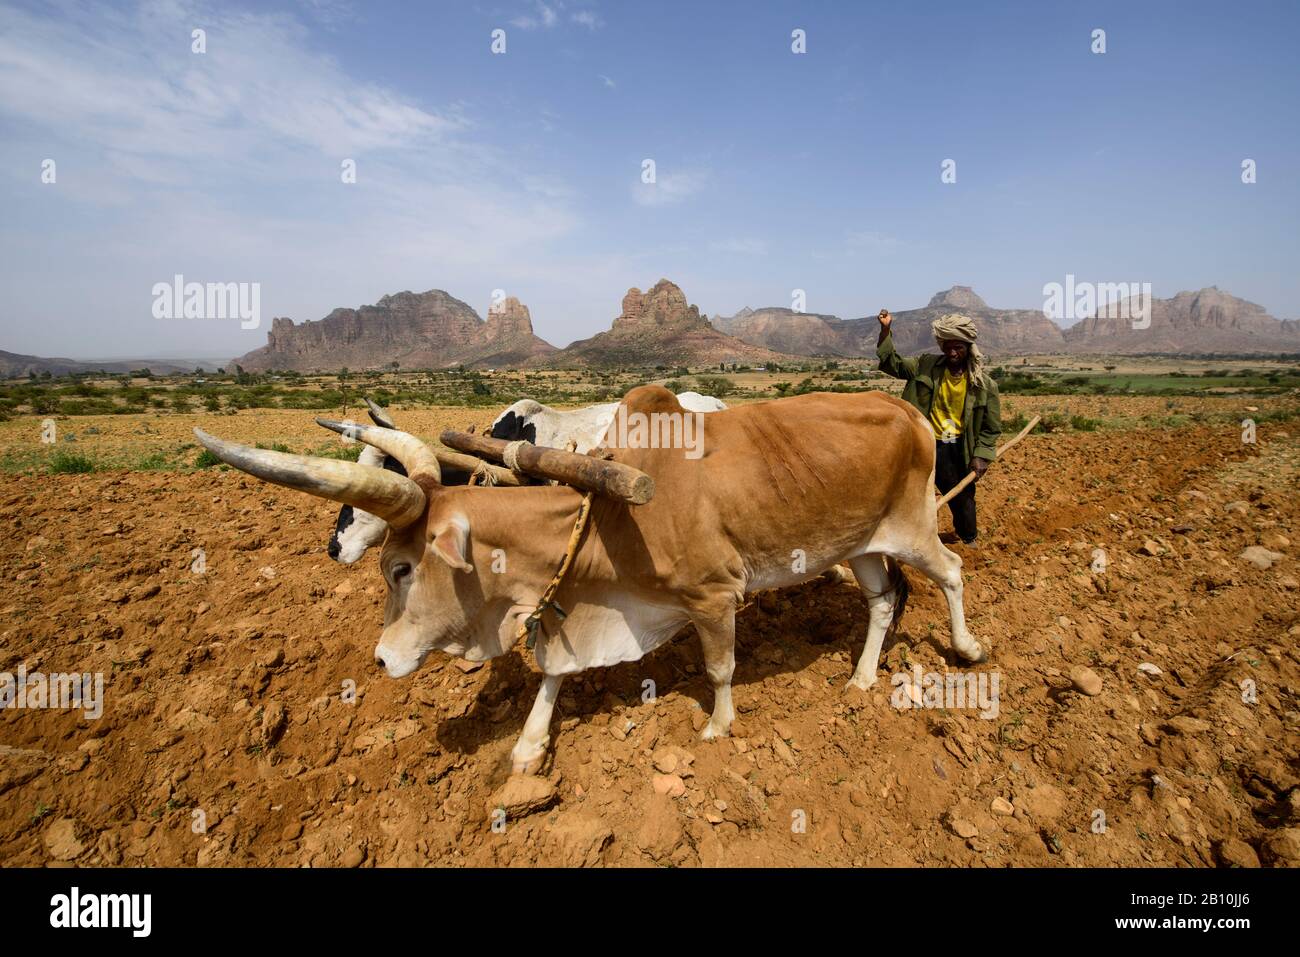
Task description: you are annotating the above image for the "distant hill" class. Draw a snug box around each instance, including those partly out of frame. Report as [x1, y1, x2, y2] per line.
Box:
[232, 289, 557, 371]
[0, 351, 220, 378]
[538, 279, 789, 368]
[712, 285, 1298, 357]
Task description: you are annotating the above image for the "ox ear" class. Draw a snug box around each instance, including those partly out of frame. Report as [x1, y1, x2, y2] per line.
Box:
[431, 515, 474, 573]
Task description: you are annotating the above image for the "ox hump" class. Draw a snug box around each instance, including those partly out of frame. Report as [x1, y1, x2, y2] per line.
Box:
[621, 384, 683, 415]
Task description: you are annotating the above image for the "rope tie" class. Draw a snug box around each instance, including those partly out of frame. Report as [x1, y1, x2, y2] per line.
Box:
[502, 440, 529, 472]
[471, 459, 498, 487]
[517, 492, 595, 651]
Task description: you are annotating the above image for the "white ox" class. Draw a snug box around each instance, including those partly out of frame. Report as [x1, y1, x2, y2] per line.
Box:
[487, 391, 726, 454]
[328, 391, 727, 563]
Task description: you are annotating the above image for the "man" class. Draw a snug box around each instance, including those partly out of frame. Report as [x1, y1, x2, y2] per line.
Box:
[876, 308, 1001, 545]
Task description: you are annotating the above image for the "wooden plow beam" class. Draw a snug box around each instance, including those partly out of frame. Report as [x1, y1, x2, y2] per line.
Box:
[935, 415, 1040, 508]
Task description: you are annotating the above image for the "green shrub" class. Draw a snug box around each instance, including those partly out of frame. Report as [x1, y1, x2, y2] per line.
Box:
[996, 374, 1044, 394]
[194, 448, 223, 468]
[1035, 413, 1069, 433]
[313, 444, 364, 462]
[135, 452, 171, 471]
[694, 375, 736, 397]
[48, 450, 95, 474]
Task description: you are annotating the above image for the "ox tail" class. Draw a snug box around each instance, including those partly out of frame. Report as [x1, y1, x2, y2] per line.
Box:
[883, 557, 910, 641]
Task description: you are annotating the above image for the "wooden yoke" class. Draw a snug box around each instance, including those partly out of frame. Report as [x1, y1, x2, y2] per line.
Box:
[440, 430, 655, 505]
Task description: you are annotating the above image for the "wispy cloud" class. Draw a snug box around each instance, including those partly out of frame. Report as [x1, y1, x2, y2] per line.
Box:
[709, 237, 767, 255]
[297, 0, 357, 29]
[599, 74, 616, 90]
[0, 3, 455, 166]
[845, 230, 903, 252]
[511, 2, 559, 30]
[632, 168, 708, 207]
[510, 3, 602, 33]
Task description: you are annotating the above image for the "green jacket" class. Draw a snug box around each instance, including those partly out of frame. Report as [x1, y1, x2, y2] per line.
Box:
[876, 332, 1002, 463]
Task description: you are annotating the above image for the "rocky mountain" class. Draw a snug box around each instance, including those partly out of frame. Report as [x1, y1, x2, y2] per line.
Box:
[540, 279, 789, 368]
[867, 287, 1068, 355]
[233, 290, 556, 371]
[712, 285, 1298, 357]
[710, 306, 854, 356]
[710, 286, 1066, 356]
[1062, 287, 1300, 354]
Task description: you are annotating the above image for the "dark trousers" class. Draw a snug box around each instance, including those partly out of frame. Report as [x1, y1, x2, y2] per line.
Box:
[935, 440, 977, 542]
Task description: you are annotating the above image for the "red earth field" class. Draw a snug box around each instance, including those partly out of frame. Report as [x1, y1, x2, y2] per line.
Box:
[1, 399, 1298, 867]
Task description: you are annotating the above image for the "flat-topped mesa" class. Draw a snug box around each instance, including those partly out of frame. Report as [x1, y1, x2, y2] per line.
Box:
[233, 288, 556, 371]
[613, 279, 709, 329]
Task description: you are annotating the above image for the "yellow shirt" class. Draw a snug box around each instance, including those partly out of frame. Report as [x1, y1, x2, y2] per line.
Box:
[930, 368, 967, 442]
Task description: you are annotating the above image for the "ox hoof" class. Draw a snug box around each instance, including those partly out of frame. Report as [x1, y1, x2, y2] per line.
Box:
[510, 738, 549, 776]
[511, 754, 546, 776]
[845, 674, 877, 693]
[700, 720, 731, 742]
[957, 640, 988, 664]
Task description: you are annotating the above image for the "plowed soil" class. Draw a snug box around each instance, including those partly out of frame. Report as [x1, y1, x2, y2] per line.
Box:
[2, 402, 1298, 867]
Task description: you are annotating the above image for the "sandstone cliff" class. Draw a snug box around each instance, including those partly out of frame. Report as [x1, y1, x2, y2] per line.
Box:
[1062, 286, 1300, 354]
[233, 289, 556, 371]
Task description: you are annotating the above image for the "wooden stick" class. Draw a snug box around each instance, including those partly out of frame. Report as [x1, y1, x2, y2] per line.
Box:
[440, 430, 656, 505]
[935, 415, 1040, 508]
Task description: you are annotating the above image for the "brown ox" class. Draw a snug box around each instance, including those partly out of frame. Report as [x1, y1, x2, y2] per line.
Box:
[196, 385, 985, 773]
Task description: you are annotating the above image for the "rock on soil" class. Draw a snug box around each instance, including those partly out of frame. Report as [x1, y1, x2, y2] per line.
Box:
[1239, 546, 1284, 570]
[489, 776, 559, 819]
[1069, 666, 1104, 696]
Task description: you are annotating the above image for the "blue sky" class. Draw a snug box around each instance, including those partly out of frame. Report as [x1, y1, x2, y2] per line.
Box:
[1, 0, 1297, 359]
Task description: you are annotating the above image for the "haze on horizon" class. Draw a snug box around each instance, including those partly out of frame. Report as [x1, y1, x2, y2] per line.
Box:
[1, 0, 1297, 360]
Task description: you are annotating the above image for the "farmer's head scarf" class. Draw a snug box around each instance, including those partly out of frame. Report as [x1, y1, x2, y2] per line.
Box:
[932, 313, 989, 387]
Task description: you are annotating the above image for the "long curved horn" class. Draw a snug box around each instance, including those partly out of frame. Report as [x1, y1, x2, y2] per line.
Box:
[316, 419, 441, 484]
[193, 429, 427, 529]
[364, 397, 397, 430]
